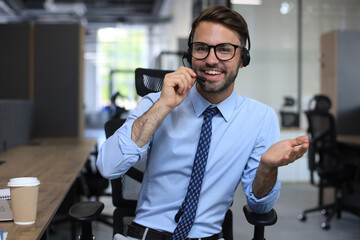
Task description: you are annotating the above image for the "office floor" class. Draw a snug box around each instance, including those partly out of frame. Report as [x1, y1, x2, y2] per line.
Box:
[49, 182, 360, 240]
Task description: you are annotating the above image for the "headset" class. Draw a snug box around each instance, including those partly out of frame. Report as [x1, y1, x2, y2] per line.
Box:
[182, 29, 251, 67]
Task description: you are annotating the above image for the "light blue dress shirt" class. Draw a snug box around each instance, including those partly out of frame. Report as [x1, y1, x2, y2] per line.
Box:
[97, 85, 281, 238]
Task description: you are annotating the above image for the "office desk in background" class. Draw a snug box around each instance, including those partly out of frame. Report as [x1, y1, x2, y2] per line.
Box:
[0, 138, 97, 240]
[336, 135, 360, 217]
[338, 135, 360, 148]
[338, 135, 360, 166]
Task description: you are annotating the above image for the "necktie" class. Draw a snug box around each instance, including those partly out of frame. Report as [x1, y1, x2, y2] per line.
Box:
[171, 107, 218, 240]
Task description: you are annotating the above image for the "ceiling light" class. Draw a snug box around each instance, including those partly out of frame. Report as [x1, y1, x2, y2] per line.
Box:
[280, 2, 293, 15]
[231, 0, 262, 5]
[44, 2, 87, 16]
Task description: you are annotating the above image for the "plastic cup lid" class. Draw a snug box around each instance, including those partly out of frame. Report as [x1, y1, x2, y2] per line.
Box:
[8, 177, 40, 187]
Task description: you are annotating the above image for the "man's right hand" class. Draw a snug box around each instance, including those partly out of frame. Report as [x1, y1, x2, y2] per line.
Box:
[157, 66, 197, 111]
[131, 67, 197, 147]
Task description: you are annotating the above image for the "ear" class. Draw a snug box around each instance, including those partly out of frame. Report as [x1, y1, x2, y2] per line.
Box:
[238, 59, 244, 68]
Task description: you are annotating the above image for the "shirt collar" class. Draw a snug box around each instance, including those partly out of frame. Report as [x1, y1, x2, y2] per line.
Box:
[189, 85, 237, 122]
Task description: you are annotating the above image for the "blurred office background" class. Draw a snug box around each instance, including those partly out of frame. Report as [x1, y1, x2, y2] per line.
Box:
[1, 0, 360, 182]
[1, 0, 360, 239]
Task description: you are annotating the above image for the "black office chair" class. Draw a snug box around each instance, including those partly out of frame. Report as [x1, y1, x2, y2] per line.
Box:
[298, 95, 360, 230]
[50, 146, 107, 239]
[69, 118, 144, 239]
[76, 91, 130, 231]
[110, 92, 127, 119]
[105, 118, 145, 236]
[69, 68, 278, 240]
[70, 117, 277, 240]
[135, 67, 173, 96]
[80, 145, 113, 228]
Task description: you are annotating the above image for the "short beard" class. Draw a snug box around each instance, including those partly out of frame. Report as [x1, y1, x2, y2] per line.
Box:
[197, 63, 240, 94]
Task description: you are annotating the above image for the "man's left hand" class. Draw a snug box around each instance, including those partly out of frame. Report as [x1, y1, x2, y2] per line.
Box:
[261, 135, 309, 168]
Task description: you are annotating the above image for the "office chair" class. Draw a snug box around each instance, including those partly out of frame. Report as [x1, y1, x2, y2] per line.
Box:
[105, 118, 145, 236]
[70, 117, 277, 240]
[50, 146, 107, 238]
[76, 90, 130, 231]
[135, 67, 173, 96]
[110, 92, 127, 119]
[69, 118, 144, 239]
[81, 145, 113, 228]
[69, 68, 278, 240]
[298, 95, 360, 230]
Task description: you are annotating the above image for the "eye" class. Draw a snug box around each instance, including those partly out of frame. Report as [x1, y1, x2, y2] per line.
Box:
[194, 44, 208, 52]
[217, 44, 233, 53]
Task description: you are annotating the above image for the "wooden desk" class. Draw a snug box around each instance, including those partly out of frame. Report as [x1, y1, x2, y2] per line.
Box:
[0, 138, 97, 240]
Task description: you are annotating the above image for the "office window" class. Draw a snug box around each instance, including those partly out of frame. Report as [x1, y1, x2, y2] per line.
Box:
[97, 27, 148, 110]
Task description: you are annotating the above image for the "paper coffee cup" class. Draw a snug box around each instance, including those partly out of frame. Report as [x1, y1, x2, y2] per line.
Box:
[8, 177, 40, 225]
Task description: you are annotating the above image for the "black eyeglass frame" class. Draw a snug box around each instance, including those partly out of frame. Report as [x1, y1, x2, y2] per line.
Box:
[189, 42, 245, 61]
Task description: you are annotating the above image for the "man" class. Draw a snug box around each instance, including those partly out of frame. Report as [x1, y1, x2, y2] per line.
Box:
[97, 5, 309, 240]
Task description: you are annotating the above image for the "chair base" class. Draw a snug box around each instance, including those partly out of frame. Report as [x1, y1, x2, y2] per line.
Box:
[298, 202, 360, 230]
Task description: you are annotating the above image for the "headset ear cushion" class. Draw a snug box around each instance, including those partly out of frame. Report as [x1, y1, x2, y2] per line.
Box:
[242, 48, 250, 67]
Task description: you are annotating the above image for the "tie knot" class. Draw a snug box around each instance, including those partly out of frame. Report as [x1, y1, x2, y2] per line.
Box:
[204, 107, 218, 120]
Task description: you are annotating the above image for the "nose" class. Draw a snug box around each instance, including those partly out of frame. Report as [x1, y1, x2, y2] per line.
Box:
[205, 47, 219, 64]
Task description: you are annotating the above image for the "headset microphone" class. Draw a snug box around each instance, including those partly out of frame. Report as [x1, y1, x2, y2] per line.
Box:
[196, 76, 206, 82]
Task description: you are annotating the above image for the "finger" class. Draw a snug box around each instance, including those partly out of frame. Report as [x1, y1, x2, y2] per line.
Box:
[295, 135, 309, 145]
[166, 70, 191, 95]
[297, 146, 308, 158]
[178, 71, 194, 94]
[285, 136, 309, 150]
[174, 75, 187, 95]
[291, 145, 308, 160]
[179, 66, 197, 85]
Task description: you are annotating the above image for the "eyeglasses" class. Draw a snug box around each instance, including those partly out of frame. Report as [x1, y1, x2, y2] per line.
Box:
[190, 42, 244, 61]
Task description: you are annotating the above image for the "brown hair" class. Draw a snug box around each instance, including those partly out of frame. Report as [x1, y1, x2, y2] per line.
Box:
[190, 5, 249, 47]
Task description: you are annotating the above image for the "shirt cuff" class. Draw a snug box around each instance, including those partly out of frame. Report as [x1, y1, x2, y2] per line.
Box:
[247, 180, 281, 213]
[118, 120, 150, 157]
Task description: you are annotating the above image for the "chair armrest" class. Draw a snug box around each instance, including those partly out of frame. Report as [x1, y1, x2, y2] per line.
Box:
[69, 201, 104, 222]
[243, 205, 277, 226]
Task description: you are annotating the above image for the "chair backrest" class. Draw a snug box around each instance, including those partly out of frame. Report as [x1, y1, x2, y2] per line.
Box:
[135, 68, 173, 97]
[104, 118, 145, 235]
[305, 95, 339, 183]
[308, 94, 332, 112]
[104, 119, 144, 207]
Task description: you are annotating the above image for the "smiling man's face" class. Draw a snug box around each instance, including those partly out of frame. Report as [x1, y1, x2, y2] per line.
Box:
[191, 21, 243, 103]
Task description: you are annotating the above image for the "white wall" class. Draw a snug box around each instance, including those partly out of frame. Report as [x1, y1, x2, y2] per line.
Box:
[232, 0, 360, 128]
